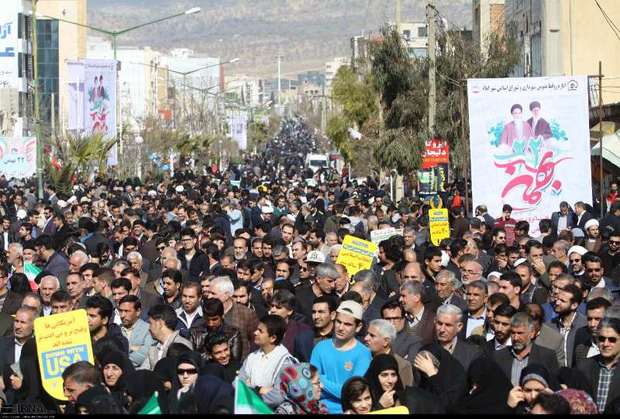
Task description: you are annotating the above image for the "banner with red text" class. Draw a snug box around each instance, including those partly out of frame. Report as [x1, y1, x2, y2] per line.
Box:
[467, 76, 592, 234]
[422, 137, 449, 169]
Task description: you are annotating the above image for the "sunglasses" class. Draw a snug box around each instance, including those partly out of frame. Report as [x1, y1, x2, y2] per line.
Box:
[586, 268, 602, 272]
[597, 336, 618, 344]
[609, 240, 620, 245]
[177, 368, 198, 375]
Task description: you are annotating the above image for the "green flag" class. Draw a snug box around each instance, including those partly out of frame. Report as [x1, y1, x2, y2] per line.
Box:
[234, 378, 273, 414]
[138, 391, 161, 415]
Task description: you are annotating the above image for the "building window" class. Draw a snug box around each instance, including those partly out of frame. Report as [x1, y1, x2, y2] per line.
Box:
[418, 26, 428, 37]
[403, 30, 411, 40]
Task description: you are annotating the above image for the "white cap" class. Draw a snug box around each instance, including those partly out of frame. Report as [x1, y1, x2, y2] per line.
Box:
[67, 195, 77, 204]
[16, 209, 27, 220]
[261, 206, 274, 214]
[286, 214, 296, 223]
[336, 300, 364, 321]
[568, 245, 588, 256]
[306, 250, 326, 264]
[80, 197, 91, 203]
[57, 200, 68, 209]
[148, 190, 157, 197]
[584, 219, 599, 231]
[175, 185, 185, 193]
[513, 258, 528, 267]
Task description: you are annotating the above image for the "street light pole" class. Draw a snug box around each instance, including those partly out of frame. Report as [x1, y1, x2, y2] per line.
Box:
[32, 0, 44, 200]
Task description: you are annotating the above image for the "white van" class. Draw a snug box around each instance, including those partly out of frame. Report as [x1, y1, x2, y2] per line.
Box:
[305, 154, 329, 173]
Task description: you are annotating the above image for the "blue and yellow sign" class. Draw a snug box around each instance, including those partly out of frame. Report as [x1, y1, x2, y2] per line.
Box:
[34, 309, 94, 400]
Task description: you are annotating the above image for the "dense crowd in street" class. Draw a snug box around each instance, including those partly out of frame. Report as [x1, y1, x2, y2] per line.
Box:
[0, 116, 618, 414]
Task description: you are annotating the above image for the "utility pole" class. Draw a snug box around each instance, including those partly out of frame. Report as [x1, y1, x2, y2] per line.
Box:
[598, 61, 604, 217]
[276, 54, 282, 109]
[395, 0, 401, 32]
[427, 0, 436, 132]
[32, 0, 43, 200]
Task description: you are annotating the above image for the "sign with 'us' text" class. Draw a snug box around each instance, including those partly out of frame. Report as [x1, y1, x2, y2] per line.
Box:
[34, 309, 94, 400]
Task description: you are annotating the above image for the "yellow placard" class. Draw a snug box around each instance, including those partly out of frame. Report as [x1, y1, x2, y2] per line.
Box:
[34, 309, 95, 401]
[369, 406, 410, 414]
[336, 235, 378, 276]
[429, 208, 450, 246]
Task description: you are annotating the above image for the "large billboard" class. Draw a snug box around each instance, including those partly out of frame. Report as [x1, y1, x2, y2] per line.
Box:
[0, 4, 18, 89]
[66, 59, 118, 165]
[467, 76, 592, 233]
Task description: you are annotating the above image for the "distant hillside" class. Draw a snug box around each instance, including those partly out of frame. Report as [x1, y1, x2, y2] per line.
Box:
[88, 0, 471, 77]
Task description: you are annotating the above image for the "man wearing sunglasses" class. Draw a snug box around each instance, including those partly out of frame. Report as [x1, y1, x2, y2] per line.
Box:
[583, 254, 620, 295]
[577, 317, 620, 412]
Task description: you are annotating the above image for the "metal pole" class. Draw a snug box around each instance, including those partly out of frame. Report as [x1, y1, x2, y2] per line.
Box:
[427, 0, 436, 132]
[277, 55, 282, 108]
[599, 61, 604, 216]
[51, 92, 55, 136]
[460, 83, 470, 215]
[32, 0, 44, 200]
[395, 0, 401, 32]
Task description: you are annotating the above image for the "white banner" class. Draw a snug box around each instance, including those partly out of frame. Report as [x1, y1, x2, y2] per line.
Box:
[84, 59, 117, 141]
[66, 60, 86, 131]
[0, 4, 18, 89]
[228, 113, 248, 150]
[467, 76, 592, 234]
[0, 137, 36, 179]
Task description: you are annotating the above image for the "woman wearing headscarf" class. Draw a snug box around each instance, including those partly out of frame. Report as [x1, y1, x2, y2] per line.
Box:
[556, 366, 594, 396]
[448, 356, 513, 414]
[556, 388, 598, 414]
[407, 343, 467, 413]
[99, 350, 134, 409]
[274, 363, 327, 414]
[168, 351, 202, 414]
[364, 354, 406, 411]
[506, 364, 559, 414]
[123, 370, 169, 414]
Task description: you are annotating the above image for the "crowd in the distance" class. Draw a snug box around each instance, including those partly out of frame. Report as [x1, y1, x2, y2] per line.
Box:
[0, 117, 618, 415]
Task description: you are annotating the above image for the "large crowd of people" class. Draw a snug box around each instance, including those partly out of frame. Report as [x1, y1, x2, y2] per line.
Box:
[0, 117, 618, 414]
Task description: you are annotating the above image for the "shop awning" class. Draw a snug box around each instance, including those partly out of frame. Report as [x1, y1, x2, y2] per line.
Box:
[591, 131, 620, 169]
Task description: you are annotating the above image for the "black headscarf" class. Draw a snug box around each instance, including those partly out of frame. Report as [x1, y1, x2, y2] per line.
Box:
[448, 356, 513, 414]
[413, 342, 467, 411]
[364, 354, 405, 411]
[99, 350, 134, 392]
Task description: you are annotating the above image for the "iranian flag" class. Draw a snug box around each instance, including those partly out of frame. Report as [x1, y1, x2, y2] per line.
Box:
[24, 263, 42, 292]
[138, 392, 161, 415]
[234, 378, 273, 414]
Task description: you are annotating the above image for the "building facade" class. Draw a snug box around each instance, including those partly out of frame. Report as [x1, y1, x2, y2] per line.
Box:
[472, 0, 505, 50]
[324, 57, 349, 94]
[36, 0, 87, 128]
[0, 0, 33, 136]
[505, 0, 620, 104]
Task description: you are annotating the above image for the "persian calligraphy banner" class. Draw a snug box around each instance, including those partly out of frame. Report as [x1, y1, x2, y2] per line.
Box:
[429, 208, 450, 245]
[422, 137, 449, 169]
[0, 137, 36, 179]
[0, 4, 18, 90]
[336, 235, 378, 276]
[370, 227, 404, 245]
[34, 310, 95, 400]
[467, 77, 592, 235]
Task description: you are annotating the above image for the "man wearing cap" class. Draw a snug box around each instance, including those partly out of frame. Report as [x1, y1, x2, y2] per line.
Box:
[310, 300, 372, 413]
[567, 245, 588, 282]
[584, 219, 602, 254]
[295, 262, 338, 324]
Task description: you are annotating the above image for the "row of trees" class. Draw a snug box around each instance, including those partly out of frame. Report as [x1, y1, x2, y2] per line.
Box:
[326, 25, 520, 179]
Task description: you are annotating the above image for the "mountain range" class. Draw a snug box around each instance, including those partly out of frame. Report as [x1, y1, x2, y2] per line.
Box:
[88, 0, 472, 78]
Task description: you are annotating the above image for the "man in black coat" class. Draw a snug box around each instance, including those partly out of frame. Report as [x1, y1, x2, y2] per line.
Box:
[576, 318, 620, 412]
[493, 312, 559, 385]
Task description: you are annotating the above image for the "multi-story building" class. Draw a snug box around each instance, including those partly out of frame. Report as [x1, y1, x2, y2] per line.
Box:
[36, 0, 87, 127]
[472, 0, 505, 51]
[0, 0, 33, 136]
[225, 74, 261, 108]
[325, 57, 349, 93]
[398, 21, 429, 59]
[505, 0, 620, 104]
